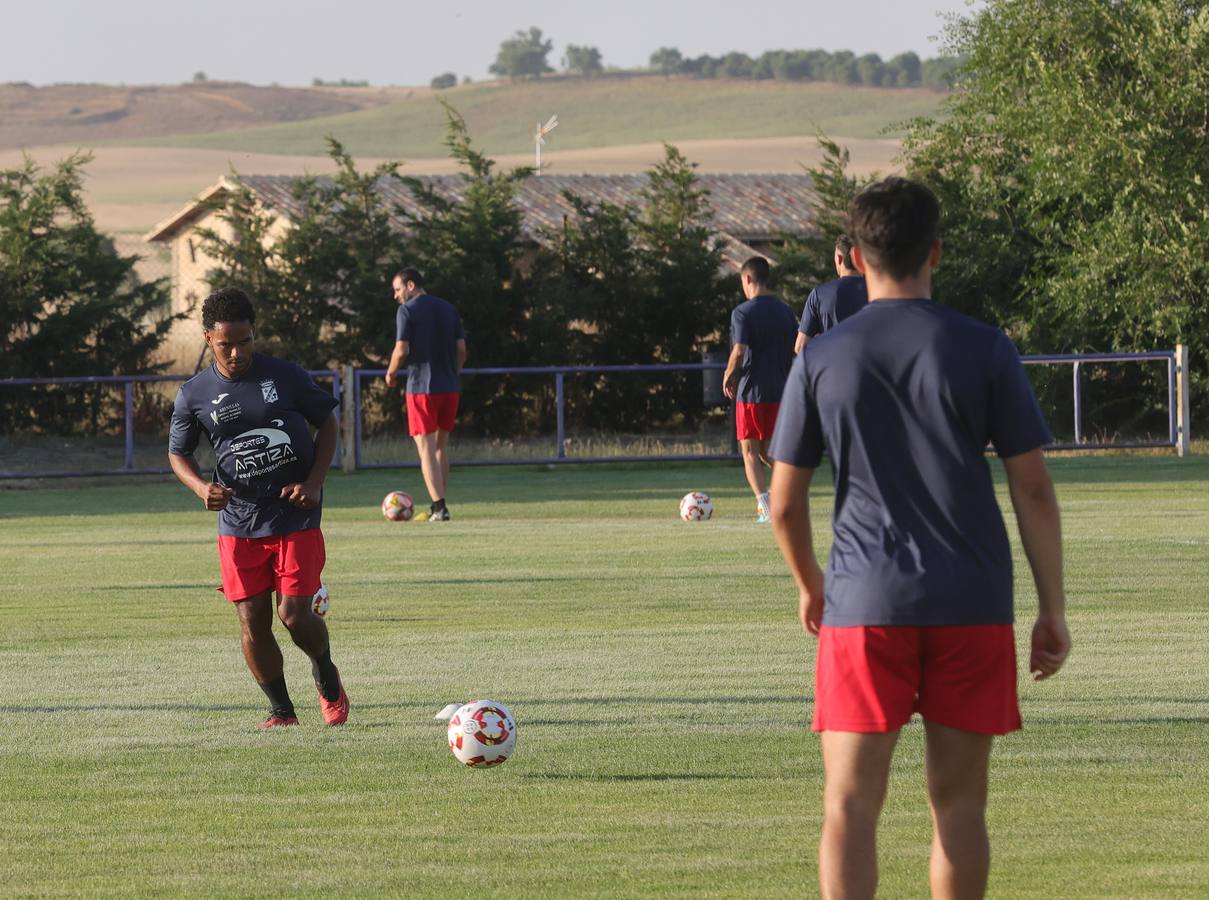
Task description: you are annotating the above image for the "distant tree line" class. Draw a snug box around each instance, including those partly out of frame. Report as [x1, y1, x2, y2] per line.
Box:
[649, 46, 960, 88]
[312, 77, 370, 88]
[478, 26, 958, 88]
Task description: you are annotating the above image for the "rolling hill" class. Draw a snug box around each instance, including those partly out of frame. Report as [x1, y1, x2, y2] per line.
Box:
[120, 75, 945, 159]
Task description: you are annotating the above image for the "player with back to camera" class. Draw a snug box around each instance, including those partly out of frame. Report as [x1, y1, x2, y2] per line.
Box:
[723, 256, 798, 523]
[794, 233, 869, 354]
[385, 267, 467, 522]
[168, 288, 349, 728]
[769, 178, 1071, 899]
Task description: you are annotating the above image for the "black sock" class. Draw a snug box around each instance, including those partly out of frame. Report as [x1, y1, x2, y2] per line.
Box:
[431, 498, 447, 513]
[311, 648, 340, 702]
[257, 675, 295, 719]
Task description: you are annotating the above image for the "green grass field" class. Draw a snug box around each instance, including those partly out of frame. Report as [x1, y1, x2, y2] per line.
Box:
[3, 457, 1207, 897]
[120, 77, 945, 159]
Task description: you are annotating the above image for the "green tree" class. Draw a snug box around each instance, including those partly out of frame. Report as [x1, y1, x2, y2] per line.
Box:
[563, 45, 603, 77]
[396, 102, 546, 433]
[905, 0, 1209, 430]
[649, 46, 683, 75]
[0, 153, 175, 431]
[773, 136, 878, 301]
[430, 72, 457, 90]
[196, 139, 401, 366]
[488, 27, 554, 80]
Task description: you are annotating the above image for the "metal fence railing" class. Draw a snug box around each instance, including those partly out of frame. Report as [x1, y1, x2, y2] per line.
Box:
[0, 348, 1192, 480]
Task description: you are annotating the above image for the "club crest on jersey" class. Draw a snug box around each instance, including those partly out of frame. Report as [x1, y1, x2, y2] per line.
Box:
[260, 380, 279, 403]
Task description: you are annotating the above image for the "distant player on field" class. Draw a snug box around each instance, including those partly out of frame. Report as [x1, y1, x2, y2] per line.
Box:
[168, 287, 349, 728]
[386, 267, 467, 522]
[770, 178, 1071, 898]
[794, 233, 868, 354]
[723, 256, 798, 523]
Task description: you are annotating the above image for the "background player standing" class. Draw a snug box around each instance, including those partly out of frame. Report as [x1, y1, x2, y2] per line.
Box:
[386, 267, 467, 522]
[794, 233, 868, 354]
[769, 178, 1070, 898]
[722, 256, 798, 523]
[168, 288, 349, 728]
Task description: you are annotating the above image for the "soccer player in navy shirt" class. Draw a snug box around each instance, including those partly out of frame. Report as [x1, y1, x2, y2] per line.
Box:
[769, 178, 1071, 898]
[386, 268, 467, 522]
[168, 288, 349, 728]
[793, 233, 869, 354]
[722, 257, 798, 523]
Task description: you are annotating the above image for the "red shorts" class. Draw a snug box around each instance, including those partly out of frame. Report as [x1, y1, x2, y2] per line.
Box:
[406, 392, 459, 436]
[735, 401, 780, 441]
[812, 624, 1022, 735]
[217, 528, 325, 601]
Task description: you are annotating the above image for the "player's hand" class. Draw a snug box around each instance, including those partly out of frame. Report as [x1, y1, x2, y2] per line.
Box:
[799, 563, 825, 636]
[1029, 611, 1071, 680]
[280, 481, 320, 510]
[385, 370, 397, 388]
[723, 378, 736, 400]
[199, 482, 234, 511]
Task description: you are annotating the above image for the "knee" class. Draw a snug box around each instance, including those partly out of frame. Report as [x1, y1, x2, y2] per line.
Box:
[824, 785, 884, 831]
[276, 597, 311, 631]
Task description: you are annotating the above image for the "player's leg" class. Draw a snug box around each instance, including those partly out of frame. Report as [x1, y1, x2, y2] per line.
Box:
[221, 535, 297, 726]
[739, 438, 768, 496]
[413, 430, 445, 507]
[436, 429, 450, 495]
[819, 729, 900, 900]
[923, 721, 993, 900]
[272, 529, 348, 725]
[234, 590, 297, 726]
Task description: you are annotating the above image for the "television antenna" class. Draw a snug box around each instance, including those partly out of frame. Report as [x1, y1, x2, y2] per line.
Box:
[534, 114, 558, 175]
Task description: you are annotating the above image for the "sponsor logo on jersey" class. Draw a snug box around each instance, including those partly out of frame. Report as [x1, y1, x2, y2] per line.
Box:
[230, 418, 296, 478]
[211, 393, 230, 405]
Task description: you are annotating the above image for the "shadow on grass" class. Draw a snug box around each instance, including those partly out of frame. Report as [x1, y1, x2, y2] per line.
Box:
[519, 772, 763, 782]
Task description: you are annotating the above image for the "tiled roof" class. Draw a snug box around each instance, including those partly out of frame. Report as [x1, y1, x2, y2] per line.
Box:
[234, 173, 815, 243]
[146, 173, 815, 271]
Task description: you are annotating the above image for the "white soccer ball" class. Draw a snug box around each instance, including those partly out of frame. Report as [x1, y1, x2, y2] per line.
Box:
[447, 699, 517, 768]
[680, 491, 714, 521]
[381, 490, 415, 522]
[312, 584, 330, 617]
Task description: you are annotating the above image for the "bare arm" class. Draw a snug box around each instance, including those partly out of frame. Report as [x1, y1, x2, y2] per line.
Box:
[1002, 448, 1071, 679]
[722, 343, 745, 400]
[456, 338, 467, 373]
[168, 451, 233, 511]
[770, 461, 825, 635]
[385, 340, 409, 388]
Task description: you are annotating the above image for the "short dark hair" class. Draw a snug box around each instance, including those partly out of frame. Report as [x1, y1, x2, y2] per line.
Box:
[847, 177, 940, 280]
[395, 267, 425, 287]
[202, 287, 255, 331]
[835, 233, 856, 270]
[740, 256, 770, 285]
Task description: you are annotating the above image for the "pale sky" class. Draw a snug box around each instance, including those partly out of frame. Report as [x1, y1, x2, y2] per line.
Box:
[5, 0, 978, 87]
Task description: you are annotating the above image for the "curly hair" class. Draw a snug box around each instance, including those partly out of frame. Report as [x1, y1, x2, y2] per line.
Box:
[201, 287, 256, 331]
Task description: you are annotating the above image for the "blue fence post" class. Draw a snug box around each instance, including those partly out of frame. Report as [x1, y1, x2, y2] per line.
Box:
[1072, 361, 1084, 444]
[555, 372, 566, 459]
[330, 369, 343, 469]
[123, 381, 135, 470]
[1167, 353, 1178, 448]
[354, 369, 364, 469]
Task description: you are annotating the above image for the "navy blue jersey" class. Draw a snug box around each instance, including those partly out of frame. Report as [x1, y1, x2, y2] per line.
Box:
[168, 354, 339, 538]
[799, 275, 868, 338]
[770, 299, 1052, 627]
[395, 293, 465, 395]
[730, 294, 798, 403]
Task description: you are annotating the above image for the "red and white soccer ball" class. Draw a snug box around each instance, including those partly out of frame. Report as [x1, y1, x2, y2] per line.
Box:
[447, 699, 517, 768]
[381, 490, 415, 522]
[680, 491, 714, 521]
[312, 584, 330, 616]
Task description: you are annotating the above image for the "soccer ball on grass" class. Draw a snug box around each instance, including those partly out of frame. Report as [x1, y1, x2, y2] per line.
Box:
[447, 699, 517, 768]
[679, 491, 714, 521]
[381, 490, 415, 522]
